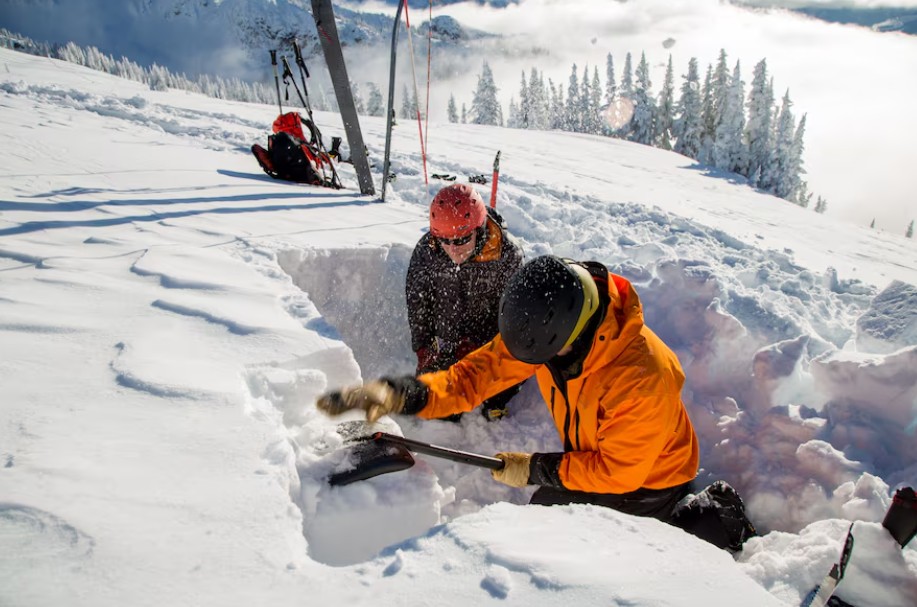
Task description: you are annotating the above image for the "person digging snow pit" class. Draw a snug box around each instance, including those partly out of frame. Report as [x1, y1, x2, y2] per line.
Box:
[317, 255, 757, 550]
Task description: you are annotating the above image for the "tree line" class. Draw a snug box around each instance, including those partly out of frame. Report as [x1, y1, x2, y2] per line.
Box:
[452, 50, 828, 212]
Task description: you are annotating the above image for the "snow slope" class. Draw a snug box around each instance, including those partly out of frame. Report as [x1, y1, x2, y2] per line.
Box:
[0, 49, 915, 607]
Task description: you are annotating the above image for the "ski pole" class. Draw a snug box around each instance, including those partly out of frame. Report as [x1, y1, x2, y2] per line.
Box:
[280, 57, 343, 189]
[489, 150, 501, 208]
[292, 40, 315, 119]
[270, 50, 283, 114]
[371, 432, 504, 470]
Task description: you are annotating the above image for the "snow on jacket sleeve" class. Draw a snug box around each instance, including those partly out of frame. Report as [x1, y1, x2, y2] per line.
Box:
[415, 334, 536, 419]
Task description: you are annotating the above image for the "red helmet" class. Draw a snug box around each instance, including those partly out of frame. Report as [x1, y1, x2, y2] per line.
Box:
[429, 184, 487, 239]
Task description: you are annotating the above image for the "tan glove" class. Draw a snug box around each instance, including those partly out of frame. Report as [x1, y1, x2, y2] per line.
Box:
[491, 452, 532, 488]
[315, 380, 406, 423]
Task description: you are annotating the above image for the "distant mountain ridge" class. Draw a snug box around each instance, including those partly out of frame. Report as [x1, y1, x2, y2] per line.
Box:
[0, 0, 487, 82]
[792, 6, 917, 36]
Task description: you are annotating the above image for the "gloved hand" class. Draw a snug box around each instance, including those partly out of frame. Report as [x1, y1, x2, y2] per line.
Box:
[315, 380, 406, 423]
[491, 452, 532, 488]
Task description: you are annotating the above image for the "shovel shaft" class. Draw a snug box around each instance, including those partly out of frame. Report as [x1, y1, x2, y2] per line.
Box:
[373, 433, 504, 471]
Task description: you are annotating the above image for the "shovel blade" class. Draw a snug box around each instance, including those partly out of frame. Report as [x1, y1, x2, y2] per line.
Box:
[328, 439, 415, 487]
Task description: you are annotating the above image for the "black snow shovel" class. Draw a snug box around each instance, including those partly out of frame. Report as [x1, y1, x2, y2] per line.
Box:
[328, 432, 505, 487]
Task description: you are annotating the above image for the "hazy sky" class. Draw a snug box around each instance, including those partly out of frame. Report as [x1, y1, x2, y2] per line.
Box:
[348, 0, 915, 231]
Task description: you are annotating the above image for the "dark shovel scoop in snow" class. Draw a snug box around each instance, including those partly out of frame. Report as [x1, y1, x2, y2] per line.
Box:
[328, 432, 504, 487]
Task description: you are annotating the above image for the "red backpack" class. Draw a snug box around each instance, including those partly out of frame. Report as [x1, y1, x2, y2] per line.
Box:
[252, 112, 340, 188]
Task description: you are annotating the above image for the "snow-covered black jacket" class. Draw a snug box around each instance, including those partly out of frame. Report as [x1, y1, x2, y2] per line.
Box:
[406, 207, 523, 369]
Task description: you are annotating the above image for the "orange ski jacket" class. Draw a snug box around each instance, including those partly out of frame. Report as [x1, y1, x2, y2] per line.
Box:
[416, 269, 699, 494]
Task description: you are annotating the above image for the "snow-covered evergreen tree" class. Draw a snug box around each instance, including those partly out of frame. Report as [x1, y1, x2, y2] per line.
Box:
[590, 66, 602, 136]
[566, 63, 580, 132]
[351, 81, 365, 115]
[621, 52, 634, 98]
[507, 97, 519, 129]
[673, 57, 703, 159]
[713, 61, 747, 175]
[630, 52, 655, 145]
[605, 52, 617, 106]
[699, 64, 716, 164]
[657, 55, 675, 150]
[461, 103, 467, 124]
[907, 220, 914, 238]
[769, 90, 798, 200]
[529, 68, 548, 130]
[814, 196, 827, 214]
[470, 61, 502, 126]
[447, 94, 458, 123]
[518, 71, 530, 129]
[580, 65, 592, 133]
[788, 113, 808, 204]
[871, 218, 876, 228]
[745, 59, 774, 188]
[400, 84, 416, 119]
[366, 83, 384, 117]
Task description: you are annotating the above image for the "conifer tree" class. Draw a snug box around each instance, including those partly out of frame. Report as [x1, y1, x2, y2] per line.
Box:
[461, 103, 467, 123]
[713, 61, 747, 175]
[674, 57, 703, 159]
[712, 50, 730, 126]
[769, 90, 798, 200]
[657, 55, 675, 150]
[447, 94, 458, 123]
[789, 113, 808, 204]
[529, 68, 548, 130]
[566, 64, 580, 132]
[630, 52, 656, 145]
[605, 52, 617, 106]
[699, 64, 716, 164]
[366, 83, 384, 117]
[351, 81, 365, 115]
[907, 220, 914, 238]
[400, 84, 415, 119]
[746, 59, 774, 187]
[814, 196, 827, 214]
[579, 65, 592, 133]
[621, 52, 634, 98]
[470, 61, 502, 126]
[507, 97, 519, 129]
[518, 71, 530, 129]
[870, 218, 876, 228]
[590, 66, 603, 136]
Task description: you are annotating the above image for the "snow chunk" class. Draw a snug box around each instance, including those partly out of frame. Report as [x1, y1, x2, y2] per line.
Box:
[856, 280, 917, 354]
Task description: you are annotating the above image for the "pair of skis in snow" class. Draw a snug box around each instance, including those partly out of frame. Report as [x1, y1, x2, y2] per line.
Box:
[800, 486, 917, 607]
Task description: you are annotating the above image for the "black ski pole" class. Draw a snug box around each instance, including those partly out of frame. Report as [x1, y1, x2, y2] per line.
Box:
[270, 50, 282, 115]
[280, 56, 309, 109]
[280, 56, 343, 189]
[292, 40, 315, 118]
[290, 42, 344, 190]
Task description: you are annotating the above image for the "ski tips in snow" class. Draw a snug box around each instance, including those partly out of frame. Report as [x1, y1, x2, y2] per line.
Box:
[800, 485, 916, 607]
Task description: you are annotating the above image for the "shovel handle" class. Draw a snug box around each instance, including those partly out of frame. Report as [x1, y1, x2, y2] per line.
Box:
[372, 432, 504, 471]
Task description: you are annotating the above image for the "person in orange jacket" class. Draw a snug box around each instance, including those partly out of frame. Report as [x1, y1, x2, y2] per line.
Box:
[317, 255, 700, 520]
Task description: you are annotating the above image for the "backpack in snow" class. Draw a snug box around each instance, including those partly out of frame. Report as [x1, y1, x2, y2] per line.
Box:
[671, 480, 758, 553]
[251, 112, 340, 188]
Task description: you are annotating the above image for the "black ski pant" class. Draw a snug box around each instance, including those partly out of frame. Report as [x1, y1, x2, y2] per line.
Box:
[529, 481, 694, 521]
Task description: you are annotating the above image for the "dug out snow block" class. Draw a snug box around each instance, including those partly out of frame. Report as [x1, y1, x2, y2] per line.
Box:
[855, 280, 917, 354]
